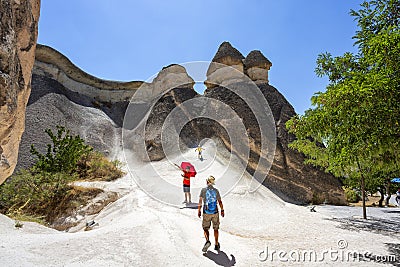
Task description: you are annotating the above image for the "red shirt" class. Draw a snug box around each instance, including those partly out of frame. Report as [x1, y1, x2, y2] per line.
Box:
[182, 171, 191, 186]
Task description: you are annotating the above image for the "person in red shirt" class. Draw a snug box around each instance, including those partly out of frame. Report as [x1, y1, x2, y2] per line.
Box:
[181, 166, 192, 203]
[176, 164, 192, 204]
[174, 162, 196, 204]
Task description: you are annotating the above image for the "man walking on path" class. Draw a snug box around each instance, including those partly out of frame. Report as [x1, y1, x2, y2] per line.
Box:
[198, 176, 224, 252]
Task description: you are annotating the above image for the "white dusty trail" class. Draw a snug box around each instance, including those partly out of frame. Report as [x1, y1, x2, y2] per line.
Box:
[1, 142, 399, 266]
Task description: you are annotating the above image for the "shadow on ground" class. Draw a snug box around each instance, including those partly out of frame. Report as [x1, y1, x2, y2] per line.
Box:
[325, 214, 400, 266]
[180, 203, 198, 209]
[352, 243, 399, 266]
[385, 243, 400, 267]
[203, 250, 236, 266]
[328, 217, 400, 237]
[383, 210, 400, 214]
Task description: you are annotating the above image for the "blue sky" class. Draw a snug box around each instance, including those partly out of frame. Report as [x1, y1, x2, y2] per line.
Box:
[38, 0, 363, 114]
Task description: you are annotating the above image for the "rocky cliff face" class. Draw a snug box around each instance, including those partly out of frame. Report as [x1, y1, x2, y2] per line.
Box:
[203, 82, 345, 204]
[34, 45, 144, 103]
[16, 49, 195, 170]
[16, 44, 146, 171]
[0, 0, 40, 184]
[20, 42, 345, 204]
[142, 42, 345, 204]
[204, 43, 344, 204]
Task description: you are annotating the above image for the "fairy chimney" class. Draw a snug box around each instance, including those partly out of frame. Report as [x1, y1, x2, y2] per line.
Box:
[205, 42, 245, 89]
[244, 50, 272, 83]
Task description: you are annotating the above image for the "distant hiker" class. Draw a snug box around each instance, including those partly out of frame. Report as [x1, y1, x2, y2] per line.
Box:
[195, 145, 204, 160]
[198, 176, 224, 252]
[175, 163, 193, 204]
[396, 188, 400, 206]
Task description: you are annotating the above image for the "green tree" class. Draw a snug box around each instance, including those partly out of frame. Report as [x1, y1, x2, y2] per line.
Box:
[286, 0, 400, 219]
[30, 126, 93, 173]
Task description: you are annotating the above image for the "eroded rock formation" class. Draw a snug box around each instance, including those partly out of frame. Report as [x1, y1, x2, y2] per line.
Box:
[0, 0, 40, 184]
[244, 50, 272, 83]
[16, 44, 147, 171]
[20, 41, 345, 204]
[143, 42, 346, 204]
[34, 44, 144, 103]
[204, 42, 344, 204]
[205, 41, 245, 89]
[16, 49, 196, 170]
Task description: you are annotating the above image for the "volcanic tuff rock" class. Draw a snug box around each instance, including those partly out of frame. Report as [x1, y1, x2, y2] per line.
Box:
[210, 41, 244, 65]
[134, 64, 194, 102]
[204, 82, 345, 204]
[205, 42, 245, 89]
[16, 49, 196, 170]
[34, 44, 144, 103]
[0, 0, 40, 184]
[205, 42, 273, 88]
[144, 42, 345, 204]
[16, 44, 145, 171]
[19, 42, 345, 204]
[244, 50, 272, 83]
[205, 42, 344, 204]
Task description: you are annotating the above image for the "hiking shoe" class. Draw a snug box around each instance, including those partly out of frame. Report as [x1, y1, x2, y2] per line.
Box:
[214, 243, 220, 251]
[182, 200, 187, 204]
[202, 241, 211, 252]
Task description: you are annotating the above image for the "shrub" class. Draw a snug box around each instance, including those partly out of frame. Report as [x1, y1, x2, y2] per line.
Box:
[30, 126, 92, 173]
[0, 170, 76, 222]
[0, 126, 125, 227]
[343, 187, 361, 203]
[76, 151, 125, 181]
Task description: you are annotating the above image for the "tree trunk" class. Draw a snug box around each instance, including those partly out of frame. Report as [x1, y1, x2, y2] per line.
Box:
[385, 180, 391, 206]
[361, 175, 367, 219]
[378, 187, 384, 207]
[357, 160, 367, 219]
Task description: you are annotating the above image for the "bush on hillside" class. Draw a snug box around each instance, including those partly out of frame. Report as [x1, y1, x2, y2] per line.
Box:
[76, 151, 125, 181]
[0, 125, 125, 226]
[30, 126, 93, 174]
[0, 170, 76, 222]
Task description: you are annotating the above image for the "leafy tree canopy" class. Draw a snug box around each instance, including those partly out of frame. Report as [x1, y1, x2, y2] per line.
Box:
[286, 0, 400, 216]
